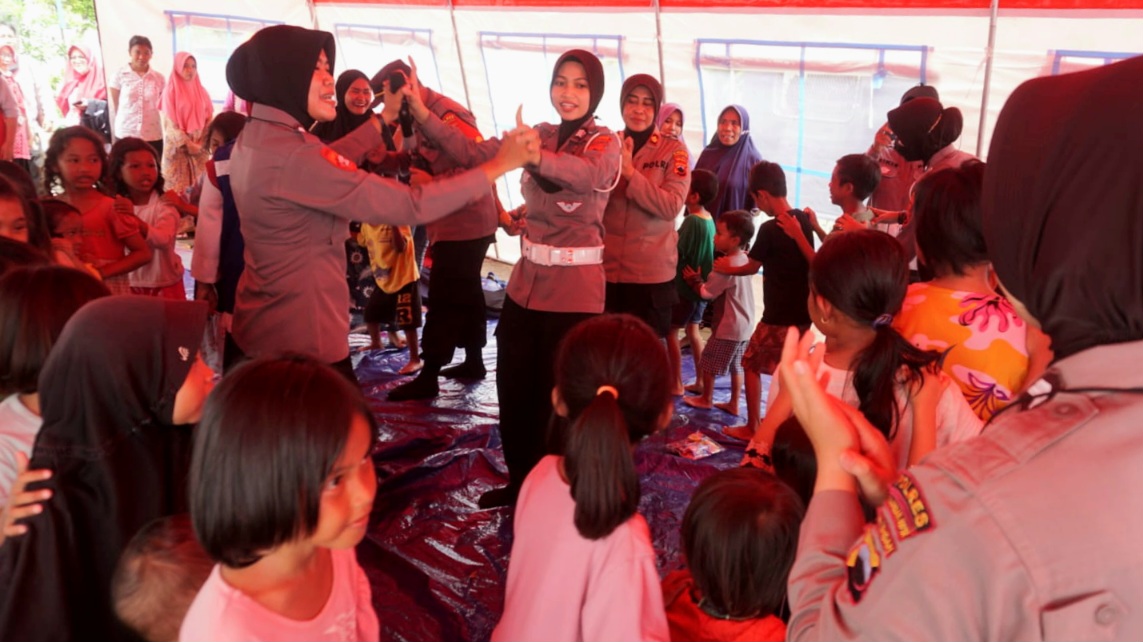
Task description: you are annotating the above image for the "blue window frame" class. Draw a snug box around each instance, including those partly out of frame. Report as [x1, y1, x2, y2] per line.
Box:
[166, 11, 283, 107]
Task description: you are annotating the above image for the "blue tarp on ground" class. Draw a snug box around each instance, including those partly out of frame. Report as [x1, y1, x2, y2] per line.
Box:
[350, 320, 771, 642]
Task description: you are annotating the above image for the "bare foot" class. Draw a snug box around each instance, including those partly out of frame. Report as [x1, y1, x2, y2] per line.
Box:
[721, 424, 755, 441]
[683, 396, 712, 410]
[684, 382, 704, 395]
[670, 386, 686, 396]
[714, 401, 740, 417]
[388, 332, 407, 350]
[398, 360, 424, 375]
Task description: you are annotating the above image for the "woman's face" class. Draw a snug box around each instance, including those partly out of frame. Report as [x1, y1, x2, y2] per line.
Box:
[0, 197, 29, 244]
[0, 47, 14, 72]
[621, 85, 655, 134]
[307, 49, 337, 123]
[180, 56, 197, 82]
[68, 49, 89, 75]
[661, 110, 683, 139]
[129, 44, 152, 71]
[550, 60, 590, 122]
[343, 78, 373, 116]
[717, 108, 742, 146]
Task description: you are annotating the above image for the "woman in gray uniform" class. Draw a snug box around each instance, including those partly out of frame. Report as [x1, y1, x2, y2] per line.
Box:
[401, 50, 620, 508]
[222, 25, 533, 382]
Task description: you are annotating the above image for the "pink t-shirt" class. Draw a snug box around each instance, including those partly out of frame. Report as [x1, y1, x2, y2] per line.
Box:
[492, 455, 669, 642]
[78, 197, 141, 294]
[178, 547, 379, 642]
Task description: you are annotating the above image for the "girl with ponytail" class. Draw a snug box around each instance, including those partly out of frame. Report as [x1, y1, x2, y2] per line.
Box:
[743, 229, 981, 472]
[492, 313, 672, 642]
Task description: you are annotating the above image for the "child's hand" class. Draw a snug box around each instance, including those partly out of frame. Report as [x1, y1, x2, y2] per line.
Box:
[832, 213, 867, 234]
[113, 195, 135, 216]
[408, 167, 432, 187]
[711, 255, 732, 274]
[681, 265, 701, 284]
[0, 453, 53, 547]
[776, 210, 803, 239]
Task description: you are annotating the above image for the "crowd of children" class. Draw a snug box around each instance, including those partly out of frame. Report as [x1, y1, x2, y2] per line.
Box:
[4, 19, 1133, 642]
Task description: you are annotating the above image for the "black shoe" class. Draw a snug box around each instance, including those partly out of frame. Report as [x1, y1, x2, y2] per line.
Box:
[477, 485, 518, 509]
[440, 360, 487, 380]
[387, 373, 440, 401]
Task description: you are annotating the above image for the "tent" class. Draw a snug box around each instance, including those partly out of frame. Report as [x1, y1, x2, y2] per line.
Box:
[28, 0, 1143, 257]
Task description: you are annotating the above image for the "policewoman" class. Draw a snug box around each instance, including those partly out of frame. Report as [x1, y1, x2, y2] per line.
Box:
[223, 26, 532, 382]
[602, 73, 691, 338]
[785, 55, 1143, 640]
[404, 49, 620, 508]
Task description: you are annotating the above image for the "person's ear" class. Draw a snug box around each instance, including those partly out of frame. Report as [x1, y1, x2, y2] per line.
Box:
[551, 387, 569, 418]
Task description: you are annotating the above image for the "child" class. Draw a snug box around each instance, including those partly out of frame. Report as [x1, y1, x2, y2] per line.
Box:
[0, 296, 213, 640]
[662, 467, 803, 642]
[112, 513, 213, 642]
[182, 355, 379, 641]
[42, 126, 152, 294]
[0, 265, 109, 506]
[493, 314, 671, 641]
[741, 229, 981, 471]
[107, 138, 185, 299]
[667, 168, 717, 396]
[41, 198, 101, 278]
[359, 223, 423, 374]
[682, 210, 755, 416]
[718, 162, 816, 441]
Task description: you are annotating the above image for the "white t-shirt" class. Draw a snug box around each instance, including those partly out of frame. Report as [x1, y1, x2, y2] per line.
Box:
[493, 455, 669, 642]
[131, 192, 184, 288]
[179, 547, 379, 642]
[699, 251, 755, 341]
[109, 66, 164, 141]
[0, 394, 42, 507]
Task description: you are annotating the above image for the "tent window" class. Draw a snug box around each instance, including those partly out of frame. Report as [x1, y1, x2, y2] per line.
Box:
[696, 39, 927, 208]
[166, 11, 284, 106]
[333, 24, 443, 91]
[1051, 49, 1138, 76]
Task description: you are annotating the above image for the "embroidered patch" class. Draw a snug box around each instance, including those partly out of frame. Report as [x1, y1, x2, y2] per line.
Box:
[650, 132, 660, 145]
[586, 134, 613, 153]
[320, 147, 358, 172]
[884, 472, 935, 542]
[442, 112, 458, 125]
[875, 513, 897, 557]
[672, 148, 689, 177]
[556, 201, 582, 213]
[846, 529, 881, 602]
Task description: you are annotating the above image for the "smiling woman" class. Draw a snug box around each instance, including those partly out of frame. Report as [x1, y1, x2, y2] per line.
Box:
[694, 104, 764, 219]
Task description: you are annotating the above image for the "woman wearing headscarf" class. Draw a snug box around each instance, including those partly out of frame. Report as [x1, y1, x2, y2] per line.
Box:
[1, 46, 30, 169]
[693, 104, 763, 219]
[784, 55, 1143, 641]
[602, 73, 690, 338]
[311, 69, 377, 323]
[400, 49, 620, 507]
[223, 25, 533, 383]
[160, 52, 213, 196]
[657, 102, 685, 141]
[0, 296, 212, 641]
[55, 45, 106, 122]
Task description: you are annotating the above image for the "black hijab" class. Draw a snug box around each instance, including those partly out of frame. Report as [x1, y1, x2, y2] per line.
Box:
[620, 73, 663, 156]
[311, 69, 372, 143]
[887, 97, 963, 164]
[982, 55, 1143, 361]
[0, 297, 208, 641]
[226, 24, 335, 130]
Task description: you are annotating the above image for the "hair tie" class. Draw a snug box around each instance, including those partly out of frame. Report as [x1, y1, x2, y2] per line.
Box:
[596, 385, 619, 399]
[872, 313, 894, 329]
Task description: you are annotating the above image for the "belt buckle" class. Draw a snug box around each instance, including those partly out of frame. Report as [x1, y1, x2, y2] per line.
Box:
[559, 249, 575, 265]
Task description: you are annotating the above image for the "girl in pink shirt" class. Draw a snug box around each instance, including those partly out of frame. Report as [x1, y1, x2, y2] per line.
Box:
[493, 314, 672, 642]
[181, 356, 380, 641]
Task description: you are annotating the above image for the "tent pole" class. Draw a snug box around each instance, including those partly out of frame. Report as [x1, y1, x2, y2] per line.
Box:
[448, 0, 474, 110]
[654, 0, 666, 84]
[976, 0, 999, 157]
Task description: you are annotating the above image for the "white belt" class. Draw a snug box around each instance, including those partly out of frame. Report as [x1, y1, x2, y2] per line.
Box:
[522, 237, 604, 267]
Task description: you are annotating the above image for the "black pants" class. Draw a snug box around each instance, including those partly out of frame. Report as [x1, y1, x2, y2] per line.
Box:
[604, 280, 678, 338]
[495, 298, 593, 491]
[420, 236, 494, 366]
[224, 334, 357, 384]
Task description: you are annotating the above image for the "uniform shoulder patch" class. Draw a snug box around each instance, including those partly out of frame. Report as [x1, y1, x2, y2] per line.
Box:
[846, 528, 881, 603]
[672, 148, 690, 177]
[650, 132, 660, 145]
[441, 111, 483, 142]
[587, 134, 614, 153]
[883, 471, 935, 543]
[320, 147, 358, 172]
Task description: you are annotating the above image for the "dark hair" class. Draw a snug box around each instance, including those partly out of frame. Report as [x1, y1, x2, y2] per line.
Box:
[128, 35, 153, 52]
[771, 416, 816, 508]
[748, 161, 787, 198]
[43, 126, 109, 195]
[0, 173, 50, 254]
[0, 236, 49, 276]
[719, 209, 754, 251]
[0, 265, 109, 395]
[190, 354, 377, 568]
[811, 230, 942, 439]
[689, 168, 719, 208]
[107, 138, 164, 197]
[913, 160, 987, 277]
[682, 467, 804, 619]
[205, 111, 247, 149]
[112, 513, 213, 642]
[40, 198, 82, 236]
[834, 153, 881, 202]
[554, 314, 671, 540]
